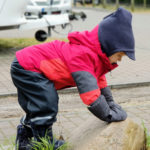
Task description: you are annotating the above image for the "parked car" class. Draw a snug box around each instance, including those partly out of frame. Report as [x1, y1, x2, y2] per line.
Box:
[50, 0, 72, 14]
[25, 0, 72, 19]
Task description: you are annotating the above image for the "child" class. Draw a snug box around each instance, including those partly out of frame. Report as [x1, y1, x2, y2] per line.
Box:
[11, 7, 135, 150]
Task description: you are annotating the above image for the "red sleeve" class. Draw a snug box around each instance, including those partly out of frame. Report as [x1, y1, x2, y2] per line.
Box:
[66, 50, 101, 105]
[98, 75, 107, 89]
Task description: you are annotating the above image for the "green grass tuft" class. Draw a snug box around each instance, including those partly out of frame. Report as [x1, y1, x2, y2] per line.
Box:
[76, 3, 150, 13]
[0, 135, 71, 150]
[30, 136, 70, 150]
[142, 121, 150, 148]
[0, 38, 68, 49]
[0, 136, 16, 150]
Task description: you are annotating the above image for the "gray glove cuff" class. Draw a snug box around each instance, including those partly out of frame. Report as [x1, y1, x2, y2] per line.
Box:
[88, 95, 111, 122]
[101, 86, 113, 102]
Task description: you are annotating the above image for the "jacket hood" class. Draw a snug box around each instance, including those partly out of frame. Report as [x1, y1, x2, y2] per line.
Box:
[68, 25, 102, 55]
[68, 25, 118, 71]
[98, 7, 135, 60]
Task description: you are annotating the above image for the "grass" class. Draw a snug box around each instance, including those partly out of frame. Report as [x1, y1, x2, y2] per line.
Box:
[142, 122, 150, 149]
[31, 136, 70, 150]
[0, 135, 71, 150]
[0, 38, 68, 49]
[102, 4, 150, 13]
[0, 38, 68, 57]
[75, 2, 150, 13]
[0, 136, 16, 150]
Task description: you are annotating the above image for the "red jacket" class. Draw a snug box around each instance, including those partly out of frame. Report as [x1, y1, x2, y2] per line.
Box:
[16, 25, 117, 105]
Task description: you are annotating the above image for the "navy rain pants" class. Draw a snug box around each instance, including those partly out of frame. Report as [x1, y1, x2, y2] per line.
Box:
[10, 58, 58, 127]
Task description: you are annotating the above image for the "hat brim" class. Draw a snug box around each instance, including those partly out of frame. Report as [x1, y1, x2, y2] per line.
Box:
[125, 51, 135, 60]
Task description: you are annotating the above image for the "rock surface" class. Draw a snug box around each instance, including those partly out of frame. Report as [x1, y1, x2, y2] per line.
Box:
[69, 117, 145, 150]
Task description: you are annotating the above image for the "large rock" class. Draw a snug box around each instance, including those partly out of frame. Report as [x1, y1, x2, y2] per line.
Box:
[69, 117, 145, 150]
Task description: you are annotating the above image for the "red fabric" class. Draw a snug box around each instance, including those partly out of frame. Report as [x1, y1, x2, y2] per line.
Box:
[80, 89, 101, 105]
[98, 75, 107, 89]
[16, 25, 118, 104]
[40, 58, 76, 89]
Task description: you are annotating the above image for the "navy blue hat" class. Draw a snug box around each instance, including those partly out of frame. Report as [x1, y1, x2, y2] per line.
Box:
[98, 7, 135, 60]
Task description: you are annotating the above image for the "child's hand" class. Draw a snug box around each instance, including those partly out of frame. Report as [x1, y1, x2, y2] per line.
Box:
[108, 104, 127, 122]
[87, 95, 127, 123]
[88, 95, 112, 122]
[107, 101, 122, 110]
[101, 86, 114, 103]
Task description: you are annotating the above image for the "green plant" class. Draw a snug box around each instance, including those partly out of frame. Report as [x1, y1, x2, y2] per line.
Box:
[31, 136, 70, 150]
[0, 38, 68, 49]
[142, 121, 150, 148]
[0, 136, 16, 150]
[0, 135, 70, 150]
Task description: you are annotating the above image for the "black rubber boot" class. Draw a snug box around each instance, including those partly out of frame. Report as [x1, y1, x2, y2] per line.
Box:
[31, 125, 65, 150]
[15, 124, 33, 150]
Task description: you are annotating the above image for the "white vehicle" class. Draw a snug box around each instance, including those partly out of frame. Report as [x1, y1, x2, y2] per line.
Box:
[50, 0, 72, 14]
[0, 0, 69, 41]
[25, 0, 72, 19]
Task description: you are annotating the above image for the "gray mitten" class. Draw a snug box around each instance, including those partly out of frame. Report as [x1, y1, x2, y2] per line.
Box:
[101, 86, 124, 110]
[109, 105, 127, 122]
[88, 95, 111, 122]
[88, 95, 127, 123]
[101, 86, 114, 102]
[101, 86, 127, 122]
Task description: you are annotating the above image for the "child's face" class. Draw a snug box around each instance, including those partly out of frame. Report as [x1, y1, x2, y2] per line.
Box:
[108, 52, 126, 64]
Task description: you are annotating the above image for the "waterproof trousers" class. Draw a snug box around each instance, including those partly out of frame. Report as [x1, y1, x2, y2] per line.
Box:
[11, 58, 58, 127]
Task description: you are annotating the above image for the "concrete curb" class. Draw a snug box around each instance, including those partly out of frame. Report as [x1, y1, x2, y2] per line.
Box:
[0, 81, 150, 98]
[109, 81, 150, 89]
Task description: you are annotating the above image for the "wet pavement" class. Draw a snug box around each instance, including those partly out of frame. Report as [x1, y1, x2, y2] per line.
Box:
[0, 86, 150, 148]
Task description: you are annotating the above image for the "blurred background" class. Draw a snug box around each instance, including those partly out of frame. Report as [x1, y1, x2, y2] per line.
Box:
[0, 0, 149, 95]
[0, 0, 150, 148]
